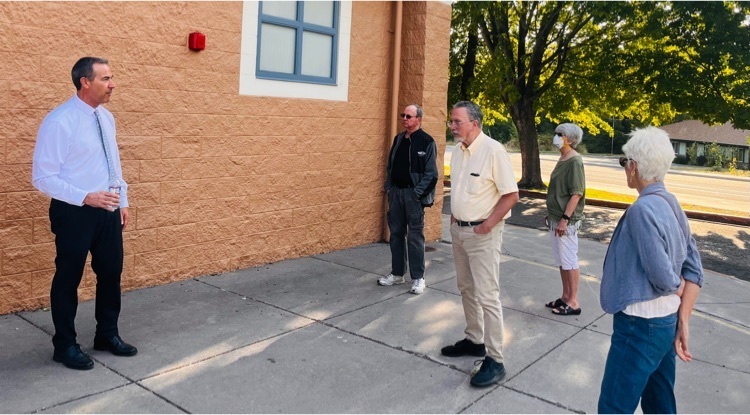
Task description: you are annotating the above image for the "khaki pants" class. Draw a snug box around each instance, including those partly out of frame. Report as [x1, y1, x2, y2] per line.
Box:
[450, 220, 505, 362]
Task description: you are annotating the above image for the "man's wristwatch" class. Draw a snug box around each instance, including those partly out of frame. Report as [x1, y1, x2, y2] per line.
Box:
[560, 213, 571, 221]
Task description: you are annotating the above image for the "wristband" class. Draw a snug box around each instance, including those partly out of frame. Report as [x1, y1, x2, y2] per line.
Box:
[560, 213, 571, 221]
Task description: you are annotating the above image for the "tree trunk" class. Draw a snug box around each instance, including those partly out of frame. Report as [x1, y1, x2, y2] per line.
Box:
[510, 102, 546, 189]
[459, 30, 478, 99]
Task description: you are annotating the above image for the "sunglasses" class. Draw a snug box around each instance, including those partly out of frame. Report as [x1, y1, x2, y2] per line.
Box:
[619, 157, 635, 167]
[400, 114, 416, 119]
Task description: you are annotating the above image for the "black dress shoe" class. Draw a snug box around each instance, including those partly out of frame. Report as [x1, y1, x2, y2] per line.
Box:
[93, 335, 138, 357]
[441, 338, 487, 357]
[53, 344, 94, 370]
[470, 356, 507, 387]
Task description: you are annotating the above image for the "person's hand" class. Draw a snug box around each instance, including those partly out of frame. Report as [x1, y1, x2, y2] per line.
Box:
[83, 191, 120, 211]
[556, 220, 567, 237]
[120, 207, 129, 230]
[473, 223, 491, 234]
[674, 319, 692, 362]
[450, 215, 456, 225]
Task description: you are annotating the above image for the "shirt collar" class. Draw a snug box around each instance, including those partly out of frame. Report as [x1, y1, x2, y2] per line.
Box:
[461, 132, 485, 154]
[640, 181, 666, 196]
[72, 94, 100, 116]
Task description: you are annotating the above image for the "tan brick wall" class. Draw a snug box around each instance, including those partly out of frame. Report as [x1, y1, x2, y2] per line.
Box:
[0, 1, 451, 315]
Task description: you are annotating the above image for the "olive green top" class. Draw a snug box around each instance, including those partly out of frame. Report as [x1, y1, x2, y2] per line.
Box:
[546, 155, 586, 222]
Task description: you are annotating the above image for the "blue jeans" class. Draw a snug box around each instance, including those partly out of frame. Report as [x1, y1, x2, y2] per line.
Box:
[598, 311, 678, 414]
[387, 187, 425, 280]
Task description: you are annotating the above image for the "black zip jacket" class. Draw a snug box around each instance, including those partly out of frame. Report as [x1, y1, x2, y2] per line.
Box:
[385, 128, 439, 207]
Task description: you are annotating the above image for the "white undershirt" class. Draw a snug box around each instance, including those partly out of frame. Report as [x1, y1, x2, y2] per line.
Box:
[624, 294, 681, 318]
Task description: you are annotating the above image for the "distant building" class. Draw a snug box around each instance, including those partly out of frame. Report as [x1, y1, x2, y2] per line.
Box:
[660, 120, 750, 168]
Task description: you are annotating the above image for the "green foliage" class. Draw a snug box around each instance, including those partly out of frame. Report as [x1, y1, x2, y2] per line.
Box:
[705, 143, 727, 168]
[483, 119, 517, 143]
[642, 2, 750, 129]
[448, 1, 750, 186]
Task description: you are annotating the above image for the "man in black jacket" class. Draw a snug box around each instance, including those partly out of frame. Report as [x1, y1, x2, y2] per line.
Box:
[379, 104, 438, 294]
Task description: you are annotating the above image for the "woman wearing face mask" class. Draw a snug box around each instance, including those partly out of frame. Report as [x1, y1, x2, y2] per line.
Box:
[544, 123, 586, 316]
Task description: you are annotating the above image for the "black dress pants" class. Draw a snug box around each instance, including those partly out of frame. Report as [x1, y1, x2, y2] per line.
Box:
[49, 199, 124, 350]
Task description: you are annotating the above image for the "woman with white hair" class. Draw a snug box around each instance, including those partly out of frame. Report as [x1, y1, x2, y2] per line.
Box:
[598, 126, 703, 414]
[545, 123, 586, 316]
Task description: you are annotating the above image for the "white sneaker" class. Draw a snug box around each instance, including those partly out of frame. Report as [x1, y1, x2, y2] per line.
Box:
[378, 274, 405, 286]
[409, 278, 426, 294]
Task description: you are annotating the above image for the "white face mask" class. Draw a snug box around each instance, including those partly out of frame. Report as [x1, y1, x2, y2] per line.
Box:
[553, 134, 565, 149]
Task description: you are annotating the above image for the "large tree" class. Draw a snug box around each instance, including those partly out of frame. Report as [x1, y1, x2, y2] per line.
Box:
[450, 1, 750, 189]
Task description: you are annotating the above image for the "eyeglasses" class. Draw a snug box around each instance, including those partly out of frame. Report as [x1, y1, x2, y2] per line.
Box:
[619, 157, 635, 167]
[446, 120, 467, 127]
[400, 113, 416, 119]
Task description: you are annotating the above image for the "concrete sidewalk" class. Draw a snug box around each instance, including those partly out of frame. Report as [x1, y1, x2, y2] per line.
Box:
[2, 218, 748, 413]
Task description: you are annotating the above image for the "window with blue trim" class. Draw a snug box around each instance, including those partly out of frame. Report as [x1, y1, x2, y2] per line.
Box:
[257, 1, 339, 85]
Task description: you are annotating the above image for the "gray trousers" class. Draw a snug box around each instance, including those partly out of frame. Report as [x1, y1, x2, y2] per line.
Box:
[387, 187, 425, 280]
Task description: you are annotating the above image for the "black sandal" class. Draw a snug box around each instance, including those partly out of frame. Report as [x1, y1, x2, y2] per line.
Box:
[545, 298, 564, 308]
[552, 304, 582, 316]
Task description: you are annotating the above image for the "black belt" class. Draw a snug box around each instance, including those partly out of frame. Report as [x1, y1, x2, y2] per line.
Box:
[394, 184, 413, 189]
[456, 220, 485, 227]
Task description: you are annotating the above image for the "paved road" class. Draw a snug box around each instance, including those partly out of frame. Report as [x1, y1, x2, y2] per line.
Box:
[442, 193, 750, 282]
[444, 148, 750, 215]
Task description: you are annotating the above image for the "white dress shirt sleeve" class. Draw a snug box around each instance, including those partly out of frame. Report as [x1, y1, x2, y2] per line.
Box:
[32, 118, 89, 206]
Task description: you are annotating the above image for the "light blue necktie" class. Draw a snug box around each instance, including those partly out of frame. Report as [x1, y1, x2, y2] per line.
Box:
[93, 109, 117, 183]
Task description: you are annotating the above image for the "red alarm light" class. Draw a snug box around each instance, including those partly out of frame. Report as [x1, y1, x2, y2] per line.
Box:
[188, 32, 205, 51]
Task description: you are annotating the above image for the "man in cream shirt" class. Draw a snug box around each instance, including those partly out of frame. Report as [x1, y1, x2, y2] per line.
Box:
[441, 101, 519, 387]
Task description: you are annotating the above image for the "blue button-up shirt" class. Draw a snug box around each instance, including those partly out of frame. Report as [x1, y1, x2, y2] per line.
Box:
[600, 182, 703, 314]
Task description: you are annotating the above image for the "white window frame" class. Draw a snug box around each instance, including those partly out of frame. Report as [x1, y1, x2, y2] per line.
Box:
[240, 1, 352, 101]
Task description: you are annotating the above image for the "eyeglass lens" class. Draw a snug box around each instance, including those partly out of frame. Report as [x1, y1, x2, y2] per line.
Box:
[400, 114, 413, 119]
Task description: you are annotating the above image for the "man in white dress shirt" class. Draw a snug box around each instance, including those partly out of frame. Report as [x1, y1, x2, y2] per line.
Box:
[32, 57, 137, 370]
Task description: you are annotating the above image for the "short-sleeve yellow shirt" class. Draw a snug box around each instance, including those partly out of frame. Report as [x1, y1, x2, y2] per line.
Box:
[450, 132, 518, 221]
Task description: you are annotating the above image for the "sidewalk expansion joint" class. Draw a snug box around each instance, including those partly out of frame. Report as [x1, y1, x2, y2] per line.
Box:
[194, 276, 479, 377]
[16, 313, 190, 414]
[499, 324, 591, 397]
[17, 312, 53, 337]
[315, 316, 475, 375]
[29, 383, 129, 414]
[471, 384, 586, 414]
[132, 382, 191, 414]
[694, 308, 750, 331]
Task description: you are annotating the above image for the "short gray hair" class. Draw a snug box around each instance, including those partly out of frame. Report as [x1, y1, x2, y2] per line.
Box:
[555, 123, 584, 148]
[453, 101, 483, 128]
[406, 104, 423, 118]
[622, 126, 675, 182]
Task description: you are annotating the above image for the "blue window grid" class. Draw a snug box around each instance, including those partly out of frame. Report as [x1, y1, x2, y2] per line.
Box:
[256, 1, 339, 85]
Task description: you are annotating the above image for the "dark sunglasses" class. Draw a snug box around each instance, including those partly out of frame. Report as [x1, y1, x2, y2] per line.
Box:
[619, 157, 634, 167]
[400, 113, 415, 119]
